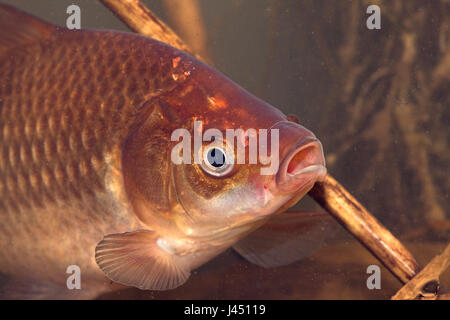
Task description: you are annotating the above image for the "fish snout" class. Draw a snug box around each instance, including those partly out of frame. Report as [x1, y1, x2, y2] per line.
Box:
[273, 121, 327, 193]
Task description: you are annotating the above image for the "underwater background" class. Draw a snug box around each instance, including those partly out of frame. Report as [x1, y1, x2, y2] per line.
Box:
[1, 0, 449, 299]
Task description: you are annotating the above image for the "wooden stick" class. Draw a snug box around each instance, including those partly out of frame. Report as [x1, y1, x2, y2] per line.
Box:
[162, 0, 212, 64]
[309, 174, 421, 283]
[99, 0, 201, 60]
[392, 244, 449, 299]
[99, 0, 422, 284]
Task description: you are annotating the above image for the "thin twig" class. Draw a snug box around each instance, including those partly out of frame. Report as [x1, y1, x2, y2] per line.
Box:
[309, 175, 421, 283]
[392, 244, 450, 300]
[99, 0, 203, 61]
[99, 0, 422, 285]
[162, 0, 212, 64]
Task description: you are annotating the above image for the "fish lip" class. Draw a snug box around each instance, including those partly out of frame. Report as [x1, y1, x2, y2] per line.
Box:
[276, 137, 327, 191]
[292, 164, 327, 176]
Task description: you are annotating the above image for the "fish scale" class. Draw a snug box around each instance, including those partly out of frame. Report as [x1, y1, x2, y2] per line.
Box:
[0, 5, 330, 296]
[0, 20, 190, 286]
[0, 31, 179, 214]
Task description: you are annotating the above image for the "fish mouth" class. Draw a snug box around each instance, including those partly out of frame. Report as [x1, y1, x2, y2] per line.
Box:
[276, 137, 327, 193]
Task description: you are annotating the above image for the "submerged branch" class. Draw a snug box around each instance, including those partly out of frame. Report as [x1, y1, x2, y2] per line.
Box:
[99, 0, 202, 60]
[392, 244, 450, 300]
[309, 175, 421, 284]
[162, 0, 212, 64]
[100, 0, 422, 285]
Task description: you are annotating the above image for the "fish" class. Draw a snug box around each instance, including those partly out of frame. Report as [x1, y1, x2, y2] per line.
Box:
[0, 4, 331, 298]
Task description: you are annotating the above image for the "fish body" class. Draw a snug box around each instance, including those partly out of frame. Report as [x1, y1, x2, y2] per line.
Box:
[0, 5, 328, 297]
[0, 9, 165, 291]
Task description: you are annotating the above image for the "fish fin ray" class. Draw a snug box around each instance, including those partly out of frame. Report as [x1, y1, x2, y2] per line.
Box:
[0, 4, 57, 57]
[233, 211, 338, 268]
[95, 230, 191, 291]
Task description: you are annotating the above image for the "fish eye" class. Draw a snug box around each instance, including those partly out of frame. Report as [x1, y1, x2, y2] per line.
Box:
[201, 146, 234, 177]
[207, 148, 225, 168]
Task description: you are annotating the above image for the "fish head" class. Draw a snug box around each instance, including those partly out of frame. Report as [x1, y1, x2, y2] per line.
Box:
[123, 56, 326, 239]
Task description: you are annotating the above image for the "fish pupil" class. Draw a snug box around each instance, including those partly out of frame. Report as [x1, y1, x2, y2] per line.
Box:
[207, 148, 225, 168]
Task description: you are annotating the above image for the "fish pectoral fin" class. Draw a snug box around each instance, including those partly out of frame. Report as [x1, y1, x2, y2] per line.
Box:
[233, 211, 338, 268]
[95, 230, 191, 291]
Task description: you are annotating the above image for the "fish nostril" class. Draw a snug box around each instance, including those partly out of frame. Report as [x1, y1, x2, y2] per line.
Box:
[286, 145, 315, 174]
